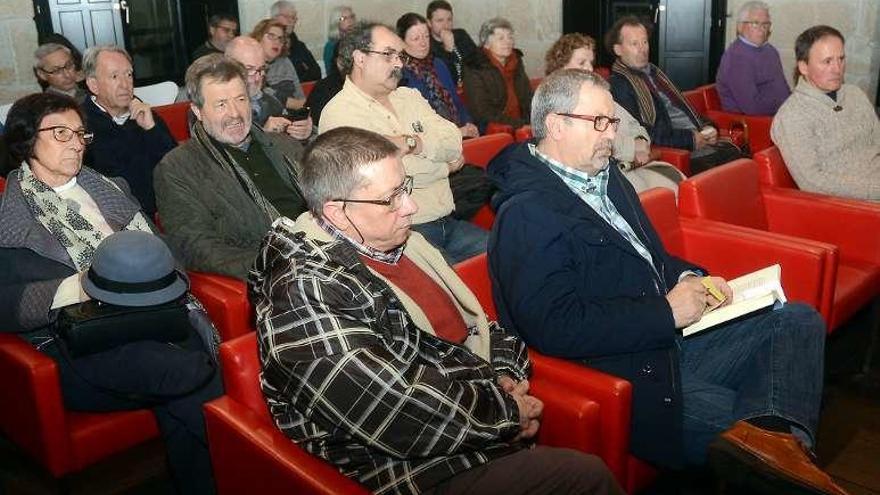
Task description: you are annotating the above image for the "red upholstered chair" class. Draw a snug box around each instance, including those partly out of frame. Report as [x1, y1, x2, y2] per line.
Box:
[0, 334, 159, 478]
[300, 81, 315, 99]
[678, 159, 880, 330]
[462, 133, 514, 230]
[594, 66, 611, 80]
[205, 328, 609, 493]
[154, 101, 192, 143]
[484, 122, 515, 136]
[514, 125, 532, 143]
[683, 88, 708, 115]
[694, 84, 774, 153]
[0, 175, 5, 193]
[188, 272, 253, 341]
[753, 146, 798, 189]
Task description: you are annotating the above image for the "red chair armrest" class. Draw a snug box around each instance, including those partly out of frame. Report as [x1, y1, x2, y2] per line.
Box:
[653, 146, 691, 176]
[205, 397, 369, 495]
[484, 123, 514, 136]
[188, 272, 252, 341]
[530, 378, 601, 455]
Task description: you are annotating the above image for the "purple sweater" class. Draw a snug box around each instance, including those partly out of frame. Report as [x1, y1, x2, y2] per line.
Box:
[716, 38, 790, 115]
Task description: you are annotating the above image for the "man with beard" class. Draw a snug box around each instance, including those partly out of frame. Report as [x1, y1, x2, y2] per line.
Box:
[320, 21, 487, 264]
[154, 53, 307, 280]
[488, 69, 841, 494]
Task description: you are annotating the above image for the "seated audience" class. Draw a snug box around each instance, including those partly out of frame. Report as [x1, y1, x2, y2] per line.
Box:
[304, 42, 343, 126]
[251, 18, 306, 111]
[270, 1, 322, 82]
[463, 17, 532, 128]
[716, 1, 789, 115]
[771, 25, 880, 200]
[154, 54, 307, 280]
[487, 69, 843, 494]
[319, 22, 487, 263]
[426, 0, 478, 87]
[225, 35, 314, 139]
[545, 33, 683, 194]
[397, 12, 479, 138]
[82, 45, 176, 216]
[323, 5, 355, 77]
[251, 126, 623, 495]
[33, 43, 87, 103]
[192, 13, 238, 61]
[608, 16, 744, 174]
[0, 92, 222, 495]
[38, 32, 84, 75]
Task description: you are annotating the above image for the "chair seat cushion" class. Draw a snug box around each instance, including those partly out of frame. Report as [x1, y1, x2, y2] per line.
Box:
[831, 261, 880, 330]
[68, 410, 159, 472]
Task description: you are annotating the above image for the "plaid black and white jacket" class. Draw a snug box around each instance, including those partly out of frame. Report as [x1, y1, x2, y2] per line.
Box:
[250, 216, 531, 494]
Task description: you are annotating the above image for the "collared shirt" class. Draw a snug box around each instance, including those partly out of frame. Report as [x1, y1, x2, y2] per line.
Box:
[737, 35, 764, 48]
[319, 217, 404, 264]
[90, 96, 130, 125]
[531, 144, 656, 270]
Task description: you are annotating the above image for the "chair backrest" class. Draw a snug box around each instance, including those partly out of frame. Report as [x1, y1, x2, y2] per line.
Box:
[678, 158, 769, 230]
[153, 101, 192, 142]
[0, 176, 5, 194]
[0, 102, 12, 124]
[682, 89, 707, 115]
[638, 188, 686, 257]
[133, 81, 179, 106]
[514, 125, 533, 143]
[753, 146, 797, 189]
[219, 333, 272, 424]
[462, 133, 514, 168]
[594, 66, 611, 80]
[701, 84, 722, 111]
[452, 253, 496, 320]
[301, 81, 316, 99]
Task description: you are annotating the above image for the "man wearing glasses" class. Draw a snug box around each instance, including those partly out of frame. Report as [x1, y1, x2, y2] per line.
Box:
[716, 1, 789, 115]
[192, 13, 238, 62]
[320, 21, 487, 264]
[489, 69, 839, 494]
[251, 126, 622, 495]
[33, 43, 87, 103]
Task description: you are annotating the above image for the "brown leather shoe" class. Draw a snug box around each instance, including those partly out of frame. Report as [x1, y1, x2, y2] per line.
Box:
[708, 421, 849, 495]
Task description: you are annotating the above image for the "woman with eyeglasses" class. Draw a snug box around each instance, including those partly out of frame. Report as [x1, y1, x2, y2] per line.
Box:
[324, 6, 356, 79]
[0, 92, 223, 495]
[251, 18, 307, 111]
[545, 33, 684, 194]
[397, 12, 479, 138]
[462, 17, 532, 129]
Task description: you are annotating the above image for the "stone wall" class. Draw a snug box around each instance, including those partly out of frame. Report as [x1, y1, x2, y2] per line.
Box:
[726, 0, 880, 103]
[0, 0, 40, 105]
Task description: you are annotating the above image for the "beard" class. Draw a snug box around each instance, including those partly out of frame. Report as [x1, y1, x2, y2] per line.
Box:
[590, 138, 615, 170]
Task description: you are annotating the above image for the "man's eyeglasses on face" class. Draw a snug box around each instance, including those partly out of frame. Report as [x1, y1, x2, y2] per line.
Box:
[245, 65, 269, 76]
[363, 49, 411, 65]
[334, 175, 414, 212]
[742, 21, 772, 29]
[40, 60, 76, 75]
[38, 125, 94, 145]
[555, 113, 621, 132]
[340, 14, 356, 22]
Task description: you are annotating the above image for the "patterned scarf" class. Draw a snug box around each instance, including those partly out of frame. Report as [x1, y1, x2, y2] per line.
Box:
[18, 163, 152, 271]
[406, 56, 459, 125]
[485, 48, 522, 120]
[190, 121, 281, 221]
[611, 59, 700, 128]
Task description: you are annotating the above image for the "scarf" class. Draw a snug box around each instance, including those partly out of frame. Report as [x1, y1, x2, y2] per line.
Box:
[611, 59, 700, 128]
[485, 48, 522, 120]
[406, 56, 460, 125]
[18, 163, 152, 271]
[190, 121, 282, 222]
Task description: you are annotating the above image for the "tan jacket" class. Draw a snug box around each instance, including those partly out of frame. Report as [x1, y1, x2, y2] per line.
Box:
[319, 79, 462, 224]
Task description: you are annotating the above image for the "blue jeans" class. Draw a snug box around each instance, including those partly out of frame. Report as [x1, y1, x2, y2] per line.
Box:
[412, 215, 488, 264]
[678, 302, 825, 465]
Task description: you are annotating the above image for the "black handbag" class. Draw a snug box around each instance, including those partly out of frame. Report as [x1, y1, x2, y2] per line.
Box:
[54, 298, 192, 358]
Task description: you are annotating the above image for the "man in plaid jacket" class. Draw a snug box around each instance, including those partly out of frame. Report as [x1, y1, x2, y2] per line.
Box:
[249, 126, 622, 494]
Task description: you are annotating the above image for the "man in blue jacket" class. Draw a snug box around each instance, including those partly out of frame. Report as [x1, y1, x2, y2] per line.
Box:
[487, 68, 843, 494]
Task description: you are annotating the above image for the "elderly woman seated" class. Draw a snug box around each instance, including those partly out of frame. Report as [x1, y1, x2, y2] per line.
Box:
[462, 17, 532, 128]
[397, 12, 479, 138]
[251, 18, 306, 111]
[544, 33, 684, 194]
[0, 92, 222, 494]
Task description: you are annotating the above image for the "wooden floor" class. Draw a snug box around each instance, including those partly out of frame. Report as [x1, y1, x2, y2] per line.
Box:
[1, 310, 879, 495]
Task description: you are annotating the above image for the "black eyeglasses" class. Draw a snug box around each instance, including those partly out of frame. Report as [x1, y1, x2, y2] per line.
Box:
[333, 175, 414, 211]
[40, 60, 76, 75]
[38, 125, 94, 145]
[363, 49, 411, 65]
[555, 113, 621, 132]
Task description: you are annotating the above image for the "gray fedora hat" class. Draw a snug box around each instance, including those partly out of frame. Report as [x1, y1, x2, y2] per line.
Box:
[82, 231, 189, 307]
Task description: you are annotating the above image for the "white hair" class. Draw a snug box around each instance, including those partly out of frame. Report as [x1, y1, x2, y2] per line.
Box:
[270, 1, 295, 17]
[737, 1, 769, 23]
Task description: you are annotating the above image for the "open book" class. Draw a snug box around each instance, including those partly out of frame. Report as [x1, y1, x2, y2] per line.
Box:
[683, 264, 786, 337]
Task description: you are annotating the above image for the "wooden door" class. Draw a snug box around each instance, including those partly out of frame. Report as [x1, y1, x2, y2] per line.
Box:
[44, 0, 126, 52]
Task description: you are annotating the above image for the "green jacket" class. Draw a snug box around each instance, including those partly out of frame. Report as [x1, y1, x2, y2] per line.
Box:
[154, 126, 305, 279]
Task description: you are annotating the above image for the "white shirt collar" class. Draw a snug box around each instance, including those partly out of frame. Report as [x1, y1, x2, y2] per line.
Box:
[91, 96, 131, 125]
[52, 175, 78, 193]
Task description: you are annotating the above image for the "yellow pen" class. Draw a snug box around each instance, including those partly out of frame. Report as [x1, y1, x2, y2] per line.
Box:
[701, 277, 726, 303]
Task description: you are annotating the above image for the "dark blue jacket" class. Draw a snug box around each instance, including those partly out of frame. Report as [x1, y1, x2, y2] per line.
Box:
[487, 142, 702, 467]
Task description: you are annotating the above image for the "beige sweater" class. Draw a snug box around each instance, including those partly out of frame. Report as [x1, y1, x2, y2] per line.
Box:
[771, 80, 880, 200]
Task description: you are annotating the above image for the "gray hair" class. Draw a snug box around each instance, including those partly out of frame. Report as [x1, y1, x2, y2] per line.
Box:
[300, 127, 400, 216]
[33, 43, 71, 70]
[531, 69, 609, 139]
[328, 5, 353, 40]
[338, 21, 386, 77]
[737, 1, 770, 22]
[185, 53, 247, 108]
[270, 1, 295, 17]
[479, 17, 513, 46]
[82, 45, 132, 79]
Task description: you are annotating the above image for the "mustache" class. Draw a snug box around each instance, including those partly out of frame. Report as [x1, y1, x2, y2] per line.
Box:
[595, 139, 614, 154]
[222, 116, 245, 129]
[389, 67, 403, 80]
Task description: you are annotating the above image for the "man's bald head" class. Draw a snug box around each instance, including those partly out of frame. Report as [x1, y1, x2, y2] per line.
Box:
[225, 36, 267, 97]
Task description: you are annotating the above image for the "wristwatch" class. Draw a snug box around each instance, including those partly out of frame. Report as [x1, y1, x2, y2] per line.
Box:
[404, 135, 418, 154]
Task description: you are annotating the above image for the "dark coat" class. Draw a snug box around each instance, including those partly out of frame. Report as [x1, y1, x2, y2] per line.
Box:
[429, 28, 478, 84]
[487, 142, 703, 467]
[462, 49, 532, 128]
[288, 32, 322, 82]
[82, 97, 177, 215]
